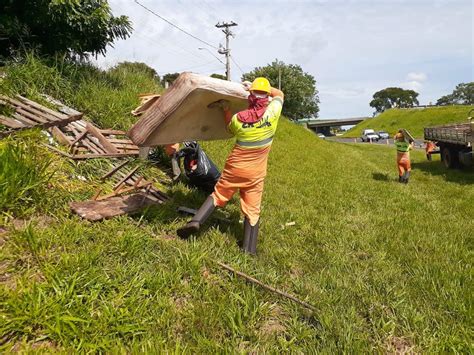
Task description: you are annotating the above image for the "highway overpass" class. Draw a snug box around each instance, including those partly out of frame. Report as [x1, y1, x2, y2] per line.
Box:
[306, 117, 368, 135]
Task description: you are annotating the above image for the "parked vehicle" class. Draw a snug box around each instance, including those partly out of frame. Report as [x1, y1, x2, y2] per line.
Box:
[424, 114, 473, 169]
[361, 129, 380, 142]
[378, 131, 390, 139]
[317, 133, 326, 139]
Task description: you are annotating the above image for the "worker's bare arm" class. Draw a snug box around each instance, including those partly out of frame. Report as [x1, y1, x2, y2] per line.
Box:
[270, 87, 284, 100]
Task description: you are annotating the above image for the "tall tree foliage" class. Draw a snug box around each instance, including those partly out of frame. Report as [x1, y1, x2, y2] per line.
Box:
[0, 0, 132, 59]
[242, 60, 319, 120]
[436, 82, 474, 105]
[370, 87, 419, 114]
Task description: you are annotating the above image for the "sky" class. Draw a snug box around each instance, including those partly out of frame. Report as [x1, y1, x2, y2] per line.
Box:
[95, 0, 473, 119]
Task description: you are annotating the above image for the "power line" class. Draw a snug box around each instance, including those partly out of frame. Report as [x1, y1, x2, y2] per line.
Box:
[230, 55, 244, 76]
[134, 0, 218, 50]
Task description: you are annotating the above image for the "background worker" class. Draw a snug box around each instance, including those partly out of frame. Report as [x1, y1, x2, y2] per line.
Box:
[394, 129, 414, 183]
[425, 140, 437, 161]
[177, 77, 284, 255]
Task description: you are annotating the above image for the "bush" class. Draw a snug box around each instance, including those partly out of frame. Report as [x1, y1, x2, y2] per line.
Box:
[0, 132, 53, 214]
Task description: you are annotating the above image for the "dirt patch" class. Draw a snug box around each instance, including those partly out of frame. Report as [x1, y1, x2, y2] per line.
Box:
[385, 336, 416, 354]
[0, 226, 8, 247]
[257, 304, 287, 338]
[0, 261, 14, 290]
[11, 215, 55, 230]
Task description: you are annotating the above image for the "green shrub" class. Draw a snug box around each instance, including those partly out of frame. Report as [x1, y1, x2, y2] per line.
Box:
[0, 132, 54, 214]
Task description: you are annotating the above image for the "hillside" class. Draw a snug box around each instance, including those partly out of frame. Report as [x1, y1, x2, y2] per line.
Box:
[343, 105, 473, 138]
[1, 58, 473, 352]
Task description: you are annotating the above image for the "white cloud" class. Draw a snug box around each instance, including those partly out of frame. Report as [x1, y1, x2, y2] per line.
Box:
[401, 80, 424, 92]
[407, 72, 427, 82]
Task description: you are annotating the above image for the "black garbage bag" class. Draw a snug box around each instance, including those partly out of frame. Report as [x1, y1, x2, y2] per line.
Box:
[177, 141, 220, 194]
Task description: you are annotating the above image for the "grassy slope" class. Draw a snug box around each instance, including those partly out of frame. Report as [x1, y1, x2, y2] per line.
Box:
[343, 105, 474, 138]
[1, 58, 473, 352]
[1, 121, 473, 353]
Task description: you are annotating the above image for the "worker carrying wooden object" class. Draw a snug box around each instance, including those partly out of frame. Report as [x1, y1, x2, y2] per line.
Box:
[394, 129, 414, 184]
[177, 77, 285, 255]
[128, 72, 249, 145]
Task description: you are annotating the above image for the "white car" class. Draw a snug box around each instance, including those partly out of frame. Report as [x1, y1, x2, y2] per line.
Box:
[361, 129, 379, 142]
[378, 131, 390, 139]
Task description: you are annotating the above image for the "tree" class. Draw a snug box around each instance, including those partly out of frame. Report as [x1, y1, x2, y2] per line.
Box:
[161, 72, 180, 87]
[0, 0, 132, 59]
[210, 73, 226, 80]
[111, 62, 160, 82]
[242, 60, 319, 120]
[436, 82, 474, 105]
[370, 87, 419, 114]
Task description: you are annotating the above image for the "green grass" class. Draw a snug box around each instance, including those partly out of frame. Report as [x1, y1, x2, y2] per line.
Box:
[0, 56, 473, 352]
[343, 105, 474, 138]
[0, 131, 54, 215]
[1, 119, 472, 352]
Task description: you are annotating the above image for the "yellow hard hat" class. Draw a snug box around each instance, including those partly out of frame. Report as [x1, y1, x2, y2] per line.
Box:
[250, 77, 271, 94]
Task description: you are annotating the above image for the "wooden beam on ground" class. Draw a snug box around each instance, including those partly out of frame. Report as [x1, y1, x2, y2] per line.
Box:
[69, 130, 88, 152]
[113, 166, 139, 191]
[100, 160, 130, 181]
[216, 262, 317, 312]
[70, 193, 159, 221]
[97, 181, 152, 201]
[42, 144, 74, 158]
[50, 126, 72, 145]
[86, 122, 119, 154]
[70, 152, 139, 160]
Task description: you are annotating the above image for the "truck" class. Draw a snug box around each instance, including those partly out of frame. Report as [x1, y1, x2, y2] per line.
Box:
[424, 113, 473, 169]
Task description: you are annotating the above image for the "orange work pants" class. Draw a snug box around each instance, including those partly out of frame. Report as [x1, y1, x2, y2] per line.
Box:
[397, 153, 411, 176]
[211, 174, 265, 226]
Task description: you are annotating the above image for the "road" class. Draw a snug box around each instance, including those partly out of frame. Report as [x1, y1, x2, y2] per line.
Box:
[324, 136, 425, 148]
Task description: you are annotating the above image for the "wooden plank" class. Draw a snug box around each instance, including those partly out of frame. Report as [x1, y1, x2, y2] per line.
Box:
[0, 115, 25, 129]
[86, 122, 119, 154]
[108, 138, 135, 144]
[100, 129, 127, 136]
[50, 126, 72, 145]
[82, 137, 106, 154]
[16, 107, 49, 124]
[3, 96, 63, 123]
[70, 152, 139, 160]
[70, 193, 159, 221]
[42, 144, 74, 158]
[16, 95, 68, 120]
[114, 166, 139, 190]
[97, 181, 151, 201]
[12, 113, 38, 126]
[100, 160, 130, 181]
[69, 130, 88, 152]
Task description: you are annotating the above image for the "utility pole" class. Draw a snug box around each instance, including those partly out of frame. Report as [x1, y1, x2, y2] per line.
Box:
[216, 21, 237, 81]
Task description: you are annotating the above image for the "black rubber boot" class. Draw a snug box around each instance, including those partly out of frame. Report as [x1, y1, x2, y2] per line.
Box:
[404, 171, 410, 184]
[177, 196, 215, 239]
[242, 218, 252, 252]
[398, 175, 403, 183]
[242, 218, 259, 255]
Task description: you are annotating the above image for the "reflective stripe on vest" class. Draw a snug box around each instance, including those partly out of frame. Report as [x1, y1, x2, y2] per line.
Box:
[236, 136, 273, 147]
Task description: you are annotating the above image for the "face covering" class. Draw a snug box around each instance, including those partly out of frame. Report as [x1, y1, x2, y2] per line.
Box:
[237, 93, 269, 123]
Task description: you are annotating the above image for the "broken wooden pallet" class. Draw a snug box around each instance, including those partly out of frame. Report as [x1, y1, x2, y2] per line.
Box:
[0, 95, 83, 137]
[94, 160, 169, 202]
[49, 119, 140, 159]
[131, 93, 161, 116]
[70, 193, 160, 221]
